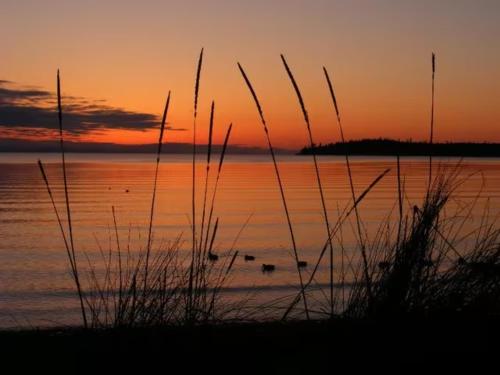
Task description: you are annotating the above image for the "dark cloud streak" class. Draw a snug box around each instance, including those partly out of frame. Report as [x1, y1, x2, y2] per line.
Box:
[0, 80, 185, 136]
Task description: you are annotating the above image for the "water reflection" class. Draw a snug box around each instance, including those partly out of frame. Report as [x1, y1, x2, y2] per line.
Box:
[0, 153, 499, 326]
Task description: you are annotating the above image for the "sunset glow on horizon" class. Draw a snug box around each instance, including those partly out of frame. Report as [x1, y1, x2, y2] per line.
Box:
[1, 0, 499, 150]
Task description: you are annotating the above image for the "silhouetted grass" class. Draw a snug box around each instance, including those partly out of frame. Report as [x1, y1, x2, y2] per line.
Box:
[199, 100, 215, 275]
[56, 71, 88, 328]
[281, 54, 335, 316]
[188, 48, 204, 321]
[144, 91, 171, 290]
[33, 51, 500, 332]
[344, 166, 500, 319]
[39, 55, 241, 328]
[282, 168, 391, 319]
[237, 61, 310, 319]
[428, 53, 436, 192]
[203, 123, 233, 257]
[323, 67, 372, 305]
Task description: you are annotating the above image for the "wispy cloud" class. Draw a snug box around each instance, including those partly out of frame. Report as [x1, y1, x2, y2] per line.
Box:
[0, 80, 186, 138]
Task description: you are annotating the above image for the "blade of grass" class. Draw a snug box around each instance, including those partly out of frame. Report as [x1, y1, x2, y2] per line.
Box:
[323, 66, 373, 305]
[396, 155, 403, 246]
[237, 61, 310, 319]
[144, 91, 171, 290]
[203, 123, 233, 258]
[428, 52, 436, 193]
[188, 48, 204, 321]
[37, 160, 76, 279]
[281, 54, 335, 317]
[196, 102, 215, 312]
[283, 168, 391, 319]
[200, 101, 215, 255]
[57, 70, 88, 328]
[111, 205, 123, 323]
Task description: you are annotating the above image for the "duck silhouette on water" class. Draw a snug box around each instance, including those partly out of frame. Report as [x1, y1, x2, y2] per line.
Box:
[262, 264, 275, 273]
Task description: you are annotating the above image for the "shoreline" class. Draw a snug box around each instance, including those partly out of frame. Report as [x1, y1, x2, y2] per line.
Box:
[299, 139, 500, 157]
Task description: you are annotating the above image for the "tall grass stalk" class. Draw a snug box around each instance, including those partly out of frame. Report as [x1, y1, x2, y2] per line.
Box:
[56, 70, 88, 328]
[323, 66, 373, 304]
[283, 168, 390, 319]
[237, 62, 310, 319]
[111, 205, 123, 322]
[428, 53, 436, 193]
[281, 54, 335, 317]
[195, 100, 215, 303]
[199, 101, 215, 255]
[396, 155, 404, 246]
[37, 160, 75, 280]
[144, 91, 171, 290]
[188, 48, 204, 320]
[38, 159, 83, 306]
[208, 250, 239, 316]
[203, 123, 233, 257]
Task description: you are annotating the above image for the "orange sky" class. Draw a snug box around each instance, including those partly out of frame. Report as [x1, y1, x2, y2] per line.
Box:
[1, 0, 499, 150]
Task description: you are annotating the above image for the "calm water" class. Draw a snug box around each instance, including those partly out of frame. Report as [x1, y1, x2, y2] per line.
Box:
[1, 153, 499, 327]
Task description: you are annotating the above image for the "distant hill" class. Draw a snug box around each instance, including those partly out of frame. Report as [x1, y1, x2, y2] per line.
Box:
[299, 139, 500, 157]
[0, 138, 291, 154]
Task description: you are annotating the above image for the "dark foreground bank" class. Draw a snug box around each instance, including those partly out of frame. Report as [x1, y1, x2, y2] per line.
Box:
[1, 318, 498, 374]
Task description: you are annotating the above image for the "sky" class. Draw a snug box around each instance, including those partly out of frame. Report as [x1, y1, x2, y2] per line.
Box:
[1, 0, 499, 150]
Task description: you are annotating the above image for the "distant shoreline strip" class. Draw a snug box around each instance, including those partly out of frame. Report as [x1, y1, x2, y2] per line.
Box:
[299, 139, 500, 157]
